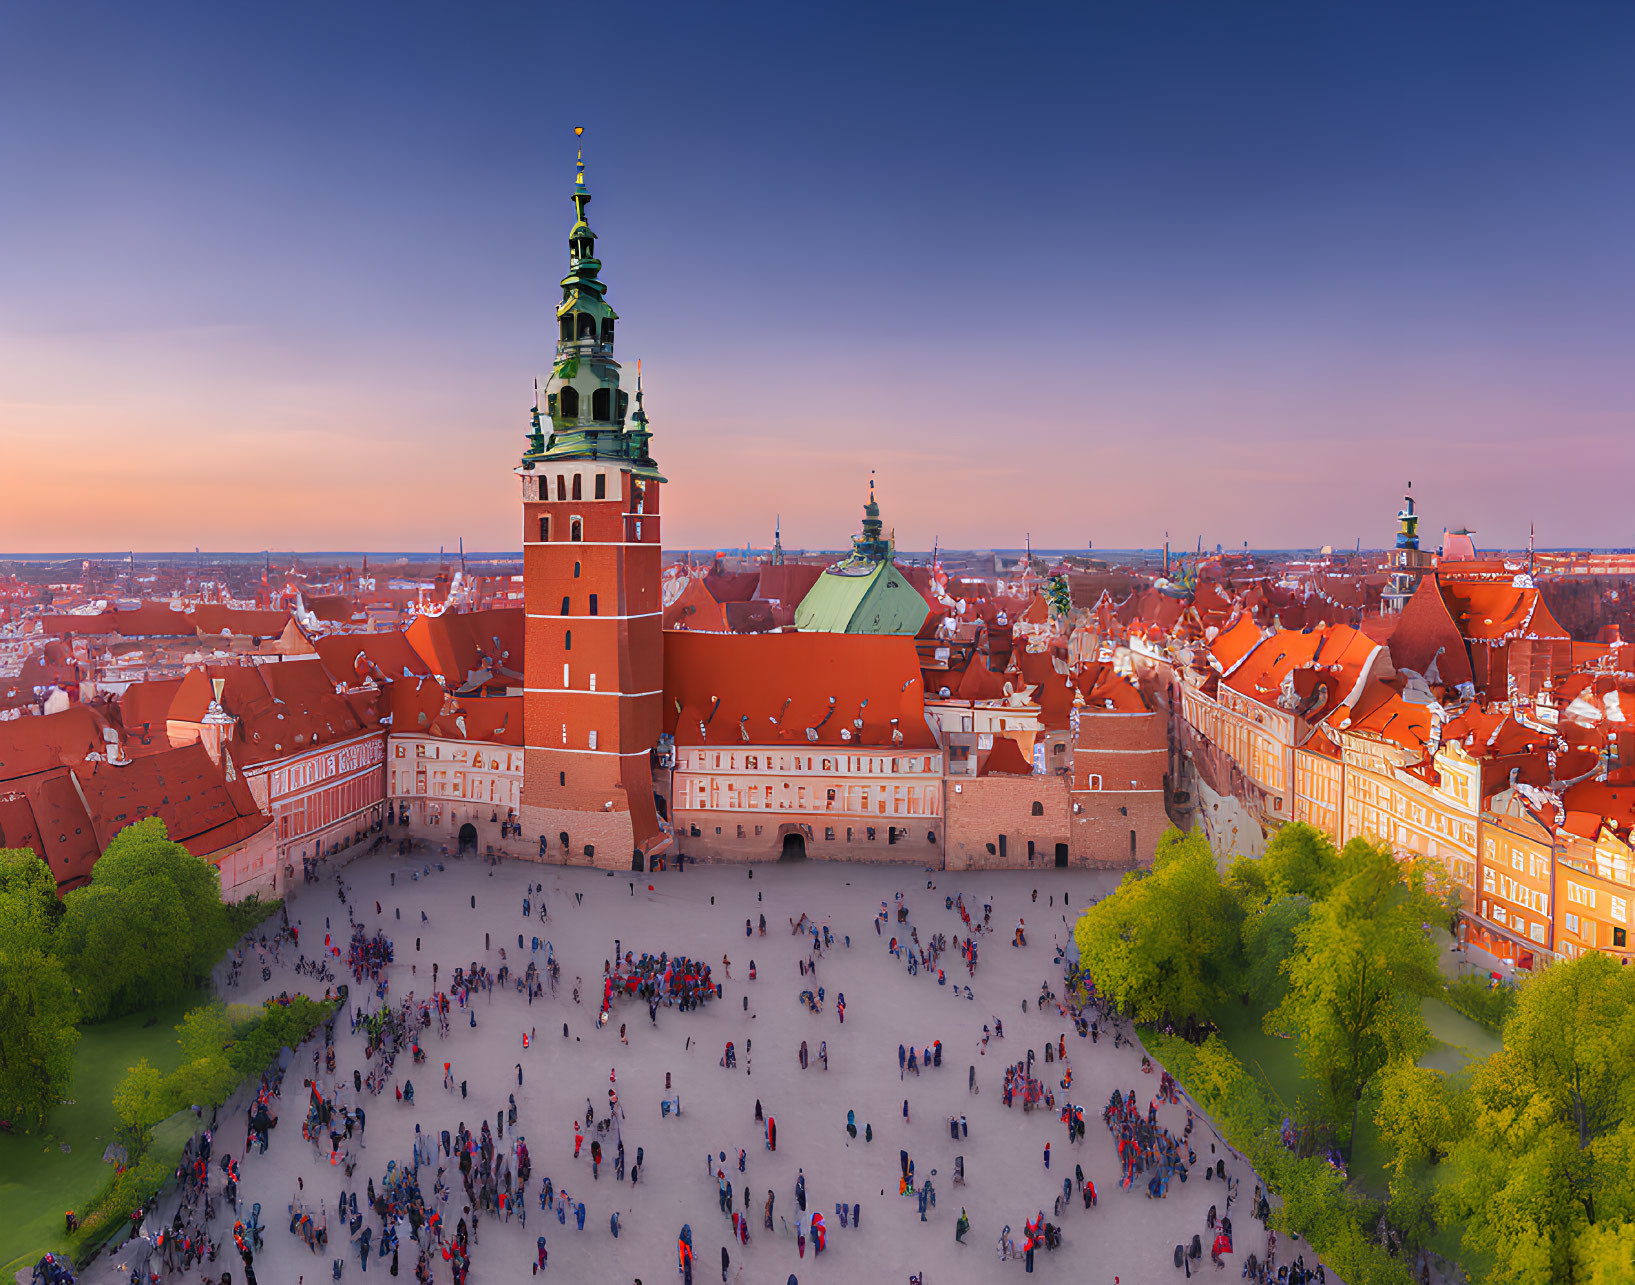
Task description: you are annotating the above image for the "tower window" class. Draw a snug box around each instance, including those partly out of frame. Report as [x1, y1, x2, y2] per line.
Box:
[573, 561, 581, 578]
[559, 771, 566, 787]
[594, 474, 606, 500]
[592, 388, 611, 421]
[601, 317, 614, 341]
[559, 315, 573, 342]
[561, 596, 570, 615]
[570, 518, 583, 542]
[572, 474, 582, 500]
[559, 387, 579, 419]
[556, 473, 567, 500]
[564, 629, 571, 650]
[538, 516, 550, 542]
[576, 313, 596, 340]
[588, 593, 599, 615]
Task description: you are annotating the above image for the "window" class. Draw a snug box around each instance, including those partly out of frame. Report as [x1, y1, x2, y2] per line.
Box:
[564, 629, 572, 651]
[1530, 922, 1547, 945]
[866, 826, 876, 841]
[998, 835, 1007, 859]
[588, 594, 599, 615]
[824, 827, 835, 841]
[1031, 801, 1044, 817]
[1615, 927, 1628, 949]
[927, 830, 936, 844]
[1565, 912, 1580, 935]
[1568, 883, 1596, 909]
[1612, 896, 1628, 924]
[576, 313, 596, 339]
[601, 317, 615, 341]
[889, 827, 899, 845]
[561, 596, 571, 615]
[588, 730, 598, 750]
[538, 516, 550, 542]
[556, 474, 567, 499]
[559, 771, 565, 787]
[592, 388, 612, 420]
[559, 386, 579, 417]
[559, 314, 574, 342]
[570, 518, 583, 542]
[574, 561, 581, 578]
[1130, 829, 1138, 856]
[572, 474, 582, 500]
[594, 474, 606, 499]
[1087, 774, 1102, 790]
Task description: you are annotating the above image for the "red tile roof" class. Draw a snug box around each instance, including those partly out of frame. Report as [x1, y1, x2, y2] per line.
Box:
[313, 632, 433, 686]
[115, 678, 186, 757]
[405, 609, 524, 692]
[0, 706, 118, 782]
[978, 735, 1035, 776]
[1224, 624, 1383, 724]
[664, 631, 936, 749]
[171, 661, 381, 765]
[1440, 581, 1569, 644]
[78, 742, 270, 858]
[39, 603, 291, 639]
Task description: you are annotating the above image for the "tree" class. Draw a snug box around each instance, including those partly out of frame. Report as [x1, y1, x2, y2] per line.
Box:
[56, 819, 229, 1020]
[1239, 893, 1312, 1009]
[0, 847, 62, 942]
[1074, 828, 1243, 1025]
[112, 1058, 166, 1141]
[1440, 952, 1635, 1284]
[1228, 822, 1342, 904]
[1269, 838, 1440, 1157]
[0, 850, 79, 1126]
[1375, 1059, 1469, 1258]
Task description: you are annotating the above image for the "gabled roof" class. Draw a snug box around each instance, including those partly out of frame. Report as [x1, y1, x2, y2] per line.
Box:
[1439, 580, 1569, 644]
[1223, 624, 1384, 725]
[313, 632, 433, 686]
[0, 706, 118, 783]
[116, 677, 186, 756]
[171, 661, 381, 765]
[405, 609, 524, 692]
[383, 678, 522, 747]
[756, 563, 824, 608]
[78, 742, 270, 858]
[1208, 614, 1263, 676]
[664, 631, 935, 749]
[978, 735, 1034, 777]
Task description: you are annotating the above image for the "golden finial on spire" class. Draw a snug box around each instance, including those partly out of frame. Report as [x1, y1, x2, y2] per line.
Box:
[575, 125, 585, 184]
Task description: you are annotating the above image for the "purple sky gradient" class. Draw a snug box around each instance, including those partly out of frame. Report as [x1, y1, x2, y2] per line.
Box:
[2, 2, 1632, 553]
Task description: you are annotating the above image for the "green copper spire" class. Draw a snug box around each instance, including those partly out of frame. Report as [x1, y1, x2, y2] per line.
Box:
[521, 128, 663, 480]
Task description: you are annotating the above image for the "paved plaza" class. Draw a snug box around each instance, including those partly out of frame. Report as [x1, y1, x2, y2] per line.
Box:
[112, 853, 1283, 1284]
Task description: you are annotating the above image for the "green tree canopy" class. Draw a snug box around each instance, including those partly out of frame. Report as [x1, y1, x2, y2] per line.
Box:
[0, 847, 61, 948]
[1228, 821, 1342, 904]
[1439, 952, 1635, 1284]
[1073, 828, 1243, 1024]
[1240, 892, 1312, 1009]
[111, 1058, 167, 1140]
[1270, 838, 1441, 1156]
[57, 819, 229, 1021]
[0, 849, 79, 1127]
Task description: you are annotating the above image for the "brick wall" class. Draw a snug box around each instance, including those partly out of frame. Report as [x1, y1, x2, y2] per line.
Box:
[945, 774, 1071, 870]
[672, 810, 939, 865]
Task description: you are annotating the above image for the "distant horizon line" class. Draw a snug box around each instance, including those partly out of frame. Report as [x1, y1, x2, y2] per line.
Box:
[5, 546, 1632, 564]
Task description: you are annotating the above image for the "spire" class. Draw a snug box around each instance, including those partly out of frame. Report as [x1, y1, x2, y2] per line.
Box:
[850, 471, 889, 563]
[520, 129, 661, 479]
[772, 514, 785, 565]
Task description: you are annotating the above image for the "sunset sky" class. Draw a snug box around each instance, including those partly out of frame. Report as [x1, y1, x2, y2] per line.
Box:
[2, 2, 1632, 554]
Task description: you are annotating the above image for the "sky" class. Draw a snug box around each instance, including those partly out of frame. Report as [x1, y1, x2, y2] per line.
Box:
[2, 1, 1633, 555]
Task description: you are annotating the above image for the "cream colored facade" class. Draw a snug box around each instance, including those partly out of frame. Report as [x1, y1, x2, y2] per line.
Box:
[388, 732, 524, 852]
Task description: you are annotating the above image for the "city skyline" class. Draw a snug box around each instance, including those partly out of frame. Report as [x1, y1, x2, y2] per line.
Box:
[4, 1, 1633, 553]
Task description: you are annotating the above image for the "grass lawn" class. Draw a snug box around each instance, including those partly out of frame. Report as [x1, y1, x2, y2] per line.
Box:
[0, 999, 192, 1276]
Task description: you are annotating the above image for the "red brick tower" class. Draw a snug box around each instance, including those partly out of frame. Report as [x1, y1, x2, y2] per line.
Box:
[517, 134, 667, 870]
